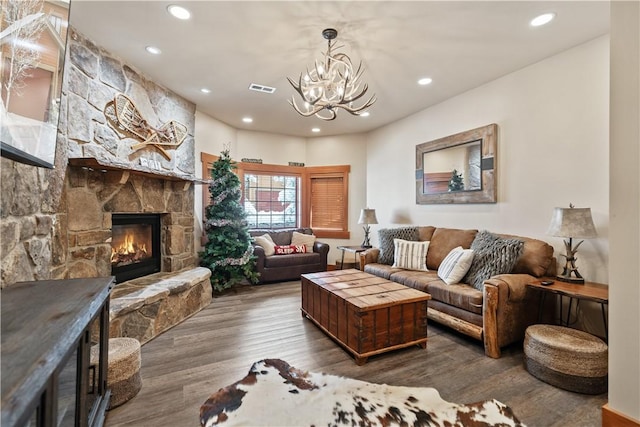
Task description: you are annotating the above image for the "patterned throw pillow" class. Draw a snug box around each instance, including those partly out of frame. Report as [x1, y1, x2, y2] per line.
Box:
[437, 246, 475, 285]
[254, 234, 275, 256]
[378, 227, 420, 265]
[274, 244, 307, 255]
[392, 239, 430, 271]
[291, 231, 316, 252]
[463, 231, 524, 290]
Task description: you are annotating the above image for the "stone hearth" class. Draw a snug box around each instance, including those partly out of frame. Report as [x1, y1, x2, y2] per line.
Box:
[109, 267, 211, 344]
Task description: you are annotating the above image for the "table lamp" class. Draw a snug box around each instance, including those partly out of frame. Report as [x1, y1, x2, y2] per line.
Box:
[358, 208, 378, 248]
[546, 204, 597, 284]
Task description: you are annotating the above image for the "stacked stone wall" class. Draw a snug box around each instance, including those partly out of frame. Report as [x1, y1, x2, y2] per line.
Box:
[0, 27, 197, 288]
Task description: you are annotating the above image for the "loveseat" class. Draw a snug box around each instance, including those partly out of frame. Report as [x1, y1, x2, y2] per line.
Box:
[250, 228, 329, 284]
[359, 226, 555, 358]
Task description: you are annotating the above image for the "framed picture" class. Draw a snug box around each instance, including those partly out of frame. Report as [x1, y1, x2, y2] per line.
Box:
[416, 123, 497, 204]
[0, 0, 70, 168]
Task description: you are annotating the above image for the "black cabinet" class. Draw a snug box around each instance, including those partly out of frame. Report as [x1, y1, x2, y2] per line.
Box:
[1, 277, 113, 427]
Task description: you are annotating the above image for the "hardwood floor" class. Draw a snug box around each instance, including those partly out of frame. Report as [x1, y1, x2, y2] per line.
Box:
[104, 281, 607, 427]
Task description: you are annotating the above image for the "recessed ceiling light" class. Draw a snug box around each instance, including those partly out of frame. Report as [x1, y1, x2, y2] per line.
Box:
[167, 5, 191, 20]
[530, 13, 556, 27]
[359, 111, 370, 117]
[200, 88, 211, 94]
[242, 117, 253, 123]
[311, 128, 320, 133]
[145, 46, 161, 55]
[418, 77, 432, 86]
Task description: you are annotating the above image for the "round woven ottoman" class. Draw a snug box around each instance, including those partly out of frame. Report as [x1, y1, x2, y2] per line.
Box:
[92, 338, 142, 409]
[524, 325, 607, 394]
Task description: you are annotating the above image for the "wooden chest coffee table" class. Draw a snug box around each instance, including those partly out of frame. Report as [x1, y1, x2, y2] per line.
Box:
[301, 269, 430, 365]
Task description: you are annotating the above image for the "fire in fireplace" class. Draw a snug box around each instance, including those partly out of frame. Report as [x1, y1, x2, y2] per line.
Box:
[111, 214, 161, 283]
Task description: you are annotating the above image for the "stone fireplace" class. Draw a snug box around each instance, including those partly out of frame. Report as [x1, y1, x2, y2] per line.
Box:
[64, 163, 197, 279]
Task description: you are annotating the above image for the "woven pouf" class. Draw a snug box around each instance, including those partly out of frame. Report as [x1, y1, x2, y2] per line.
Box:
[524, 325, 607, 394]
[92, 338, 142, 409]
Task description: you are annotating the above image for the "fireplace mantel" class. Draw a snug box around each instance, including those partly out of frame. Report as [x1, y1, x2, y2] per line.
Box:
[69, 158, 209, 184]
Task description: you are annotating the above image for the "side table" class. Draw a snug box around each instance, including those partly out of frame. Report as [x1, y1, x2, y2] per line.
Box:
[526, 279, 609, 340]
[336, 245, 368, 270]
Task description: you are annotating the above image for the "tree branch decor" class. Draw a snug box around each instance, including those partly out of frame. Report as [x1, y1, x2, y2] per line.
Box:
[199, 149, 259, 292]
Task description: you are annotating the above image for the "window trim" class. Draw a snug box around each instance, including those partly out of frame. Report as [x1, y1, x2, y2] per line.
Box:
[201, 153, 350, 239]
[302, 165, 350, 239]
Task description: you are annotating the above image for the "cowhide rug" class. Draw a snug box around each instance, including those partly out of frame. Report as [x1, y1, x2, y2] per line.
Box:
[200, 359, 525, 427]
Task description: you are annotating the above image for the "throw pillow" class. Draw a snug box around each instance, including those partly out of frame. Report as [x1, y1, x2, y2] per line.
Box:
[378, 227, 420, 265]
[463, 230, 524, 290]
[274, 244, 307, 255]
[437, 246, 475, 285]
[291, 231, 316, 252]
[392, 239, 430, 271]
[254, 234, 275, 257]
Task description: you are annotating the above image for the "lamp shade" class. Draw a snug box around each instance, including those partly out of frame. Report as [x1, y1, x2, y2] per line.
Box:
[358, 208, 378, 225]
[547, 206, 597, 238]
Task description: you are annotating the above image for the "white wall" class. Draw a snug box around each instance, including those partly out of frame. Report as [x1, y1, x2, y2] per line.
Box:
[236, 130, 306, 165]
[193, 111, 238, 248]
[609, 1, 640, 421]
[366, 36, 610, 336]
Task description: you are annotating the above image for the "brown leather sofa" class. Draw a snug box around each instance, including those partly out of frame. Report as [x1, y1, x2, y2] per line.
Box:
[250, 228, 329, 284]
[359, 226, 555, 358]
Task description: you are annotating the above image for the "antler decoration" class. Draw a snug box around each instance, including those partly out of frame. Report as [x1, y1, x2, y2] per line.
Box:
[288, 29, 376, 121]
[104, 94, 187, 160]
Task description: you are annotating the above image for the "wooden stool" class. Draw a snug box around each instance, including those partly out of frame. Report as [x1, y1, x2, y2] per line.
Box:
[92, 338, 142, 408]
[524, 324, 607, 394]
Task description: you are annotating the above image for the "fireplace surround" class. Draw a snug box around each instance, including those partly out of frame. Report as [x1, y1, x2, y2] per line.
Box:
[65, 164, 196, 281]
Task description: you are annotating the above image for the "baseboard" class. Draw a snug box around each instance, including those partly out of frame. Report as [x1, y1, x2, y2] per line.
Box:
[603, 404, 640, 427]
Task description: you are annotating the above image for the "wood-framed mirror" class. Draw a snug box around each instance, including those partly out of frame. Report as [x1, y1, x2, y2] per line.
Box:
[415, 123, 497, 204]
[0, 0, 71, 168]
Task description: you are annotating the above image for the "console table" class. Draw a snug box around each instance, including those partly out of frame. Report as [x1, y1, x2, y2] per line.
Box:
[527, 279, 608, 340]
[1, 277, 113, 427]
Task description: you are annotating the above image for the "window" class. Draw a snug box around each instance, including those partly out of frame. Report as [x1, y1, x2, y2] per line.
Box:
[304, 166, 350, 239]
[201, 153, 350, 239]
[243, 173, 300, 229]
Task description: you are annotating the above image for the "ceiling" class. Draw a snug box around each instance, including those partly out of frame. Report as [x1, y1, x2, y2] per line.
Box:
[68, 1, 610, 138]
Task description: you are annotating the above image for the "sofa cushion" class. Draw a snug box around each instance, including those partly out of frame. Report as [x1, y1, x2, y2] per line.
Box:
[363, 263, 404, 280]
[254, 234, 276, 256]
[426, 281, 483, 315]
[438, 246, 475, 285]
[417, 226, 436, 242]
[274, 244, 306, 255]
[499, 234, 554, 277]
[250, 228, 314, 246]
[264, 252, 321, 268]
[426, 228, 477, 270]
[378, 227, 419, 265]
[291, 231, 316, 252]
[388, 269, 441, 293]
[464, 231, 524, 290]
[392, 239, 429, 271]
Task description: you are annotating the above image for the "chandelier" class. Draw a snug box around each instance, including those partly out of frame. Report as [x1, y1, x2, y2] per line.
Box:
[288, 28, 376, 121]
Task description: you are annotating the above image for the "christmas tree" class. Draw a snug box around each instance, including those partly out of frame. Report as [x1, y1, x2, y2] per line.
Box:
[200, 149, 259, 292]
[448, 169, 464, 192]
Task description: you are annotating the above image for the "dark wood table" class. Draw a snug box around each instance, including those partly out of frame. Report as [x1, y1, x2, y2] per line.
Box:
[526, 278, 609, 340]
[301, 269, 430, 364]
[1, 277, 114, 427]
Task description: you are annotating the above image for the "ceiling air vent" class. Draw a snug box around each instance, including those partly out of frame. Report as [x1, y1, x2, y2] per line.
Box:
[248, 83, 276, 94]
